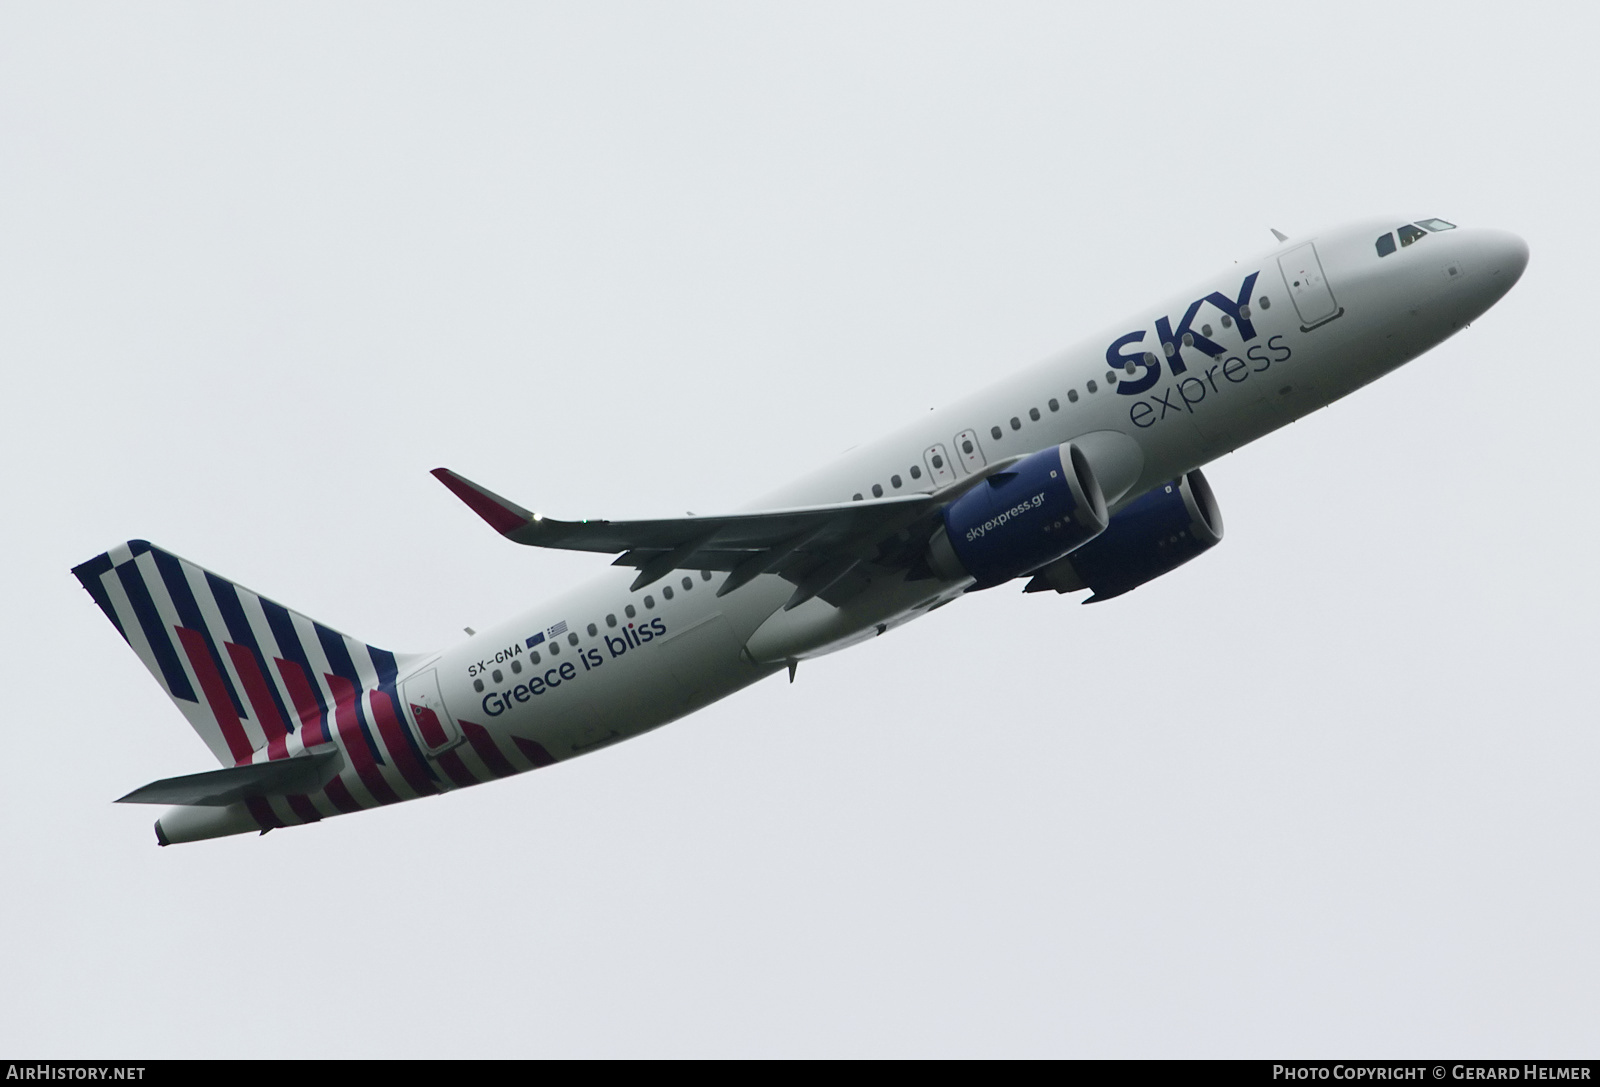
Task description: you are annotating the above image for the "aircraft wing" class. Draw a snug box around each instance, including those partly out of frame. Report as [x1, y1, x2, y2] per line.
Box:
[431, 467, 957, 609]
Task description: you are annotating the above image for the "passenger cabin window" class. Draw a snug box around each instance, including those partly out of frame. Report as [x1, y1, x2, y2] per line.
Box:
[1067, 389, 1079, 403]
[1399, 224, 1427, 247]
[891, 474, 902, 488]
[990, 425, 1003, 440]
[1048, 398, 1059, 412]
[872, 483, 883, 497]
[1376, 232, 1396, 256]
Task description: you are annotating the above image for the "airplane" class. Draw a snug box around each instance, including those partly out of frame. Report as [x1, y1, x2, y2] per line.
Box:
[72, 216, 1529, 845]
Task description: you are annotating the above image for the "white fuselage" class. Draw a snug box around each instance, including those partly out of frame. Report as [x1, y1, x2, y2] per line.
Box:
[421, 218, 1528, 766]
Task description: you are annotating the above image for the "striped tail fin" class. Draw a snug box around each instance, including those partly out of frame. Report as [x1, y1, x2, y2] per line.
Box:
[72, 540, 415, 770]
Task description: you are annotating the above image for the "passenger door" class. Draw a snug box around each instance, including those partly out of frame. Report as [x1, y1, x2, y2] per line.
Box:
[1278, 242, 1342, 330]
[401, 669, 463, 755]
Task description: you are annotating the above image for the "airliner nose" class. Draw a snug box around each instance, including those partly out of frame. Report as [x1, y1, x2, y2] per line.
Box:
[1454, 228, 1528, 316]
[1483, 228, 1530, 286]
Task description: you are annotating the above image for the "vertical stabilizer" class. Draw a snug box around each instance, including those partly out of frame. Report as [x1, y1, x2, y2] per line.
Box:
[72, 541, 410, 768]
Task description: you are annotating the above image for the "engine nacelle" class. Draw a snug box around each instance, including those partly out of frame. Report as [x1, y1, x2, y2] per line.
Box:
[928, 443, 1109, 590]
[1024, 469, 1223, 601]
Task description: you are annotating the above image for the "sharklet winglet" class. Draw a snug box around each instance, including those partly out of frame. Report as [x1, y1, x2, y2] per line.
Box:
[431, 468, 534, 535]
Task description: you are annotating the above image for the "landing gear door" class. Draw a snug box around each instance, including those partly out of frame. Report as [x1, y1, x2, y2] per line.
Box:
[1278, 242, 1342, 330]
[401, 669, 463, 755]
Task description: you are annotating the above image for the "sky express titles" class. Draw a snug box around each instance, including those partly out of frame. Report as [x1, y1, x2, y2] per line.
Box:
[1107, 271, 1294, 429]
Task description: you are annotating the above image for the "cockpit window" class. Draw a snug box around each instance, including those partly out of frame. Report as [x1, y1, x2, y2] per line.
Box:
[1416, 218, 1456, 232]
[1376, 232, 1396, 257]
[1398, 224, 1427, 247]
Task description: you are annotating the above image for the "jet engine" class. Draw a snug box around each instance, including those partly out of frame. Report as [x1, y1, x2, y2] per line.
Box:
[927, 443, 1109, 589]
[1024, 469, 1222, 601]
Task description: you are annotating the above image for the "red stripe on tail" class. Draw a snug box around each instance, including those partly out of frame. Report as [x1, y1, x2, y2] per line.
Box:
[286, 794, 323, 823]
[511, 735, 557, 768]
[460, 720, 516, 779]
[325, 674, 401, 806]
[245, 797, 283, 831]
[175, 626, 254, 765]
[275, 658, 330, 747]
[408, 702, 450, 749]
[370, 689, 438, 797]
[225, 643, 289, 760]
[322, 776, 363, 814]
[434, 750, 480, 789]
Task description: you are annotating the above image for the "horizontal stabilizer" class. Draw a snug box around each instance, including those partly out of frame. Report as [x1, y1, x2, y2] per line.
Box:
[117, 749, 344, 807]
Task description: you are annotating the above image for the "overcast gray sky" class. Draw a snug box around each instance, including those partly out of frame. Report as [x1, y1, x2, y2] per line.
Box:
[2, 2, 1595, 1057]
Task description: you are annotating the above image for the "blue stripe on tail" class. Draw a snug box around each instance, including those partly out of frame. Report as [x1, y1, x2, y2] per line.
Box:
[71, 552, 126, 643]
[115, 556, 197, 703]
[206, 570, 297, 736]
[152, 548, 247, 720]
[260, 597, 329, 740]
[317, 623, 384, 764]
